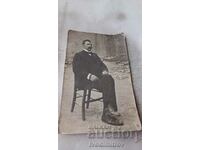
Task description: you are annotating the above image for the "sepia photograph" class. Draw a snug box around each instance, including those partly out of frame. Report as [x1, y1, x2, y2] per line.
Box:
[59, 30, 141, 134]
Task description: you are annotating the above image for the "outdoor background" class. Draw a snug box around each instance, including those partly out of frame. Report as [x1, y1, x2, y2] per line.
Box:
[65, 30, 128, 63]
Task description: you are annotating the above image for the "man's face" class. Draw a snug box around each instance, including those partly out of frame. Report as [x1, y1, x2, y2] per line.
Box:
[83, 41, 92, 51]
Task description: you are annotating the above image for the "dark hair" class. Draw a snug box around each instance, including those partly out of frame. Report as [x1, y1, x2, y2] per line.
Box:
[82, 39, 91, 45]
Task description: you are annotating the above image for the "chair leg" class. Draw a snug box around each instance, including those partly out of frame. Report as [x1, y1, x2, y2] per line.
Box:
[86, 89, 91, 109]
[71, 89, 77, 112]
[82, 89, 87, 121]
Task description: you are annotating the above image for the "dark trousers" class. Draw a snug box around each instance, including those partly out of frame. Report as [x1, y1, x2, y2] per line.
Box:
[89, 74, 118, 112]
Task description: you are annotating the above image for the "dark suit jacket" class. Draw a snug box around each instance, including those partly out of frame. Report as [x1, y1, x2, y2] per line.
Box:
[72, 50, 108, 89]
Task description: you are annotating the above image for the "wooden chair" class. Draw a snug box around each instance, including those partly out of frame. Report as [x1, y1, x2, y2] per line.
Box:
[70, 81, 103, 121]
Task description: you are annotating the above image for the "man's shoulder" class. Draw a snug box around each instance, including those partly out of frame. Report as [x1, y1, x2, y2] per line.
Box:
[75, 50, 84, 55]
[92, 53, 101, 59]
[92, 52, 98, 55]
[74, 50, 85, 57]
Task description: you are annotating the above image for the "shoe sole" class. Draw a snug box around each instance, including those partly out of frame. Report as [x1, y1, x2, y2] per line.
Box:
[101, 118, 124, 126]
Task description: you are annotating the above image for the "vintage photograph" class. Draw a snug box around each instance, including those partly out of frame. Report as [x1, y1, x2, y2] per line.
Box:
[59, 30, 141, 134]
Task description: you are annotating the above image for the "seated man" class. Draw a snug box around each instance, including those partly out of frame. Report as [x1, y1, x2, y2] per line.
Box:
[72, 39, 123, 126]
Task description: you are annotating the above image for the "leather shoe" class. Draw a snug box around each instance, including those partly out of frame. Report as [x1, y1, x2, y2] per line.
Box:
[101, 109, 124, 126]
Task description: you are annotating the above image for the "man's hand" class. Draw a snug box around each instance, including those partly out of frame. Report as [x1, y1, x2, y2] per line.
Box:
[102, 70, 109, 75]
[90, 75, 99, 81]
